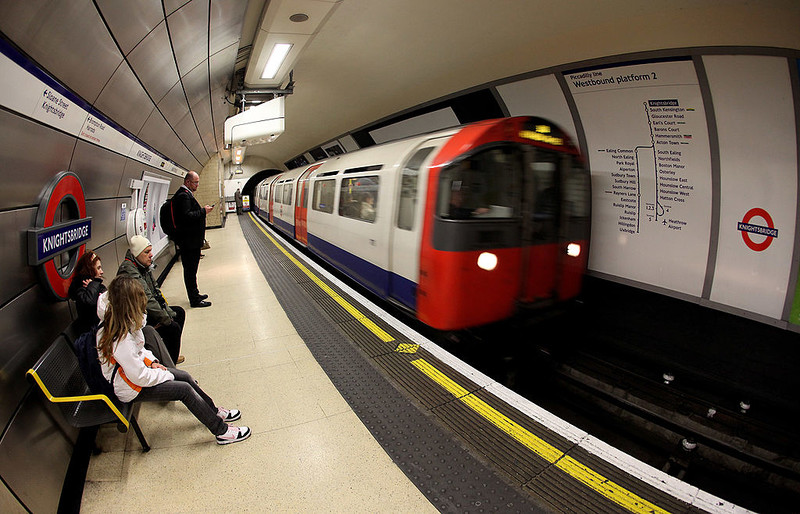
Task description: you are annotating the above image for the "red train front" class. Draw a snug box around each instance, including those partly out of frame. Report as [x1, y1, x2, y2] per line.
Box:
[417, 117, 590, 330]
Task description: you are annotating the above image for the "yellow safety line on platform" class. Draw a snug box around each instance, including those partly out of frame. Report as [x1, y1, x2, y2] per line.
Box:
[250, 214, 395, 343]
[410, 358, 671, 514]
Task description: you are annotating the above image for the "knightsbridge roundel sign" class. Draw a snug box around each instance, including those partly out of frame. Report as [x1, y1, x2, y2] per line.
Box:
[27, 171, 92, 300]
[737, 207, 778, 252]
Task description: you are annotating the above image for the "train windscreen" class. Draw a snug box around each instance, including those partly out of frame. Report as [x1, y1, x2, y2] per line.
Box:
[437, 147, 522, 220]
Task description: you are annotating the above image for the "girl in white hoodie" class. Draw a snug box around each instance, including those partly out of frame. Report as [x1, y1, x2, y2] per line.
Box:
[97, 275, 250, 445]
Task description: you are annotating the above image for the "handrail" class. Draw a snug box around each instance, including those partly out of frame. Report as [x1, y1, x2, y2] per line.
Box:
[25, 368, 130, 429]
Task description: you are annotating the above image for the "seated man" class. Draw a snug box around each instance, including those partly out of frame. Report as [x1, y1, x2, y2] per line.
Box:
[117, 235, 185, 364]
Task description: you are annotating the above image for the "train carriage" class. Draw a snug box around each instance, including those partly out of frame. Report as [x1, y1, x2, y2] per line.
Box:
[254, 116, 590, 330]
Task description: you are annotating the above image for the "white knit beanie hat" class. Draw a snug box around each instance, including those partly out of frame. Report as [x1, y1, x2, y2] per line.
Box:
[130, 235, 152, 257]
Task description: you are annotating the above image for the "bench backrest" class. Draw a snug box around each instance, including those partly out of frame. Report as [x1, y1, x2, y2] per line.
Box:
[27, 335, 131, 429]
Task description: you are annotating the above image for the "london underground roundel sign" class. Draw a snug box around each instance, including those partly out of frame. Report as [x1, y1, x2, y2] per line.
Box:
[737, 207, 777, 252]
[27, 171, 92, 300]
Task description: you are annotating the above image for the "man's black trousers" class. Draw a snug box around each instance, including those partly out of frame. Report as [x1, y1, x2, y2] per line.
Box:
[181, 245, 202, 303]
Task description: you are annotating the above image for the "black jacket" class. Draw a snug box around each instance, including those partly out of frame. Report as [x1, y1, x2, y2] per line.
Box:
[172, 186, 206, 249]
[68, 275, 106, 332]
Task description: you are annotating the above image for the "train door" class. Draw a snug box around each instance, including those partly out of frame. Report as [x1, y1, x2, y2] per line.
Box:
[295, 164, 323, 245]
[268, 174, 283, 223]
[388, 143, 440, 310]
[519, 148, 591, 302]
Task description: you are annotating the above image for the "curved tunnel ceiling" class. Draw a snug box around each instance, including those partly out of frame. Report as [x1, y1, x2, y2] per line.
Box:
[1, 0, 798, 172]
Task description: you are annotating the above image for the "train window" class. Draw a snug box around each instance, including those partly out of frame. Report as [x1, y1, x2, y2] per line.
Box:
[283, 181, 293, 205]
[339, 176, 379, 222]
[312, 179, 335, 213]
[398, 147, 434, 230]
[302, 181, 309, 209]
[344, 165, 382, 174]
[530, 158, 559, 241]
[275, 184, 284, 204]
[438, 147, 521, 220]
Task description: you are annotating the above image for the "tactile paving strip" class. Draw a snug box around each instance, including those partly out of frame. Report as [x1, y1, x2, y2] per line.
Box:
[241, 217, 547, 513]
[242, 216, 690, 514]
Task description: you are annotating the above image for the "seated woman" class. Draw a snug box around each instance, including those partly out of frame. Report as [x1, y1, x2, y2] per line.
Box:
[96, 275, 250, 445]
[68, 250, 106, 333]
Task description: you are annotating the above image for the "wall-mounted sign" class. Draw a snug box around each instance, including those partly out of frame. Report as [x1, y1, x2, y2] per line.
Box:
[28, 218, 91, 265]
[738, 207, 778, 252]
[27, 171, 92, 300]
[565, 58, 712, 296]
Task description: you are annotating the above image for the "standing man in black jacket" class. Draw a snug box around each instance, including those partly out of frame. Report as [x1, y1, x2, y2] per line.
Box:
[173, 170, 213, 307]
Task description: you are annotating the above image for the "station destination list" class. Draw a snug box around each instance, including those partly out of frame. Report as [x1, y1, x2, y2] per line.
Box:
[604, 97, 698, 235]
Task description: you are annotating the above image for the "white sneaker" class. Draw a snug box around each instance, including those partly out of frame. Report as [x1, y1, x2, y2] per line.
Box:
[216, 425, 251, 445]
[217, 407, 241, 422]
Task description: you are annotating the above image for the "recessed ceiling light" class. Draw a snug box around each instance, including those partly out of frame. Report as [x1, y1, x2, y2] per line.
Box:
[289, 13, 309, 22]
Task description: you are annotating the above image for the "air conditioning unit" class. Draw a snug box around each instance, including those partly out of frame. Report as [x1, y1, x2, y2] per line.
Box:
[224, 96, 285, 147]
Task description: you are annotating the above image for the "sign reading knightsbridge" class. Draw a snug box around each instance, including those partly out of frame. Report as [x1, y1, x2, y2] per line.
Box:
[27, 171, 92, 300]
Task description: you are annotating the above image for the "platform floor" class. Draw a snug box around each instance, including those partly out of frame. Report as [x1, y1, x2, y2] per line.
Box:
[79, 215, 436, 512]
[77, 214, 748, 513]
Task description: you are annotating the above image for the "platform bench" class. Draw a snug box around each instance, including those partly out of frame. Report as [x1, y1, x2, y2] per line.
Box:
[26, 330, 150, 452]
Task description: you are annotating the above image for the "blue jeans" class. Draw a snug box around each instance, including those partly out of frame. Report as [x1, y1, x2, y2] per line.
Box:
[134, 368, 226, 436]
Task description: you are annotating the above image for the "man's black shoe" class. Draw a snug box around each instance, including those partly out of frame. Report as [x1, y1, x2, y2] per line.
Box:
[197, 294, 209, 300]
[190, 300, 211, 308]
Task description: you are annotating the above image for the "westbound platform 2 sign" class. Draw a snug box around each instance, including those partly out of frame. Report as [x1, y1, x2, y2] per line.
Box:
[27, 171, 92, 300]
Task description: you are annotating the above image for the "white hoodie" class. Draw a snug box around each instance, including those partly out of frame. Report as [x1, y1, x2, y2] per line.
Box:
[96, 291, 174, 402]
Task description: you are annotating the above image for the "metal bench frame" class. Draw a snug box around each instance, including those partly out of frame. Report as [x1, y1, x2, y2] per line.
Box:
[26, 334, 150, 452]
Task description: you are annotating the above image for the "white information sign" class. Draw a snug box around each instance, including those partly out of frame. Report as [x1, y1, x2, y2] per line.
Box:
[566, 60, 712, 294]
[0, 42, 186, 177]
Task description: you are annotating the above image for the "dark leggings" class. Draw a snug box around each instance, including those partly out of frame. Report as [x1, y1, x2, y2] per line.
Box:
[134, 368, 226, 436]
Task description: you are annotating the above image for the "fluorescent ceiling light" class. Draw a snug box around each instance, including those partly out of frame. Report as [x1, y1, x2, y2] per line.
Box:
[261, 43, 293, 79]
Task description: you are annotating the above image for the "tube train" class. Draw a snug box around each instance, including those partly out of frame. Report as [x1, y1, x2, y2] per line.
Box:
[253, 116, 590, 330]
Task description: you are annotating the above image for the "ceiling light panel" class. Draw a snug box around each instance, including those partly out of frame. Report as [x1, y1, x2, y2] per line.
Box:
[261, 43, 293, 79]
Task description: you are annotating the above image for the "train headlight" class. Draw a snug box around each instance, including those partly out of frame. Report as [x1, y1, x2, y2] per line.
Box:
[477, 252, 498, 271]
[566, 243, 581, 257]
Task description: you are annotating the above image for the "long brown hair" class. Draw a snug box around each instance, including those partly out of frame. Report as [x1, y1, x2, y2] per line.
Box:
[98, 276, 147, 364]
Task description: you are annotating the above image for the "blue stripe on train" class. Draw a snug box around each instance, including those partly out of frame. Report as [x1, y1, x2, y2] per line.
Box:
[307, 233, 417, 311]
[273, 216, 295, 238]
[251, 209, 418, 312]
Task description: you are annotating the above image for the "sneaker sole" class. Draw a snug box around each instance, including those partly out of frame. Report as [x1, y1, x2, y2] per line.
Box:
[216, 427, 251, 445]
